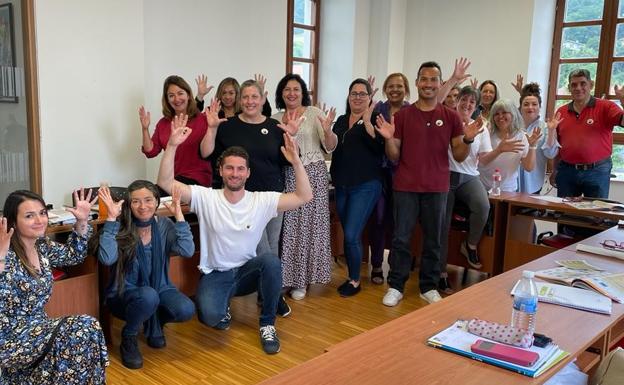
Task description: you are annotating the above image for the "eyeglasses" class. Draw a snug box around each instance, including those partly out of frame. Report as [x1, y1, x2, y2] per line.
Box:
[349, 92, 369, 99]
[562, 196, 583, 203]
[601, 240, 624, 251]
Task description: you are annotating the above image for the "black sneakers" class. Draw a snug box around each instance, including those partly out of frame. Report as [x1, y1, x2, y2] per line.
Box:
[147, 335, 166, 349]
[460, 241, 483, 269]
[337, 280, 361, 297]
[214, 308, 232, 330]
[259, 325, 280, 354]
[120, 335, 143, 369]
[277, 295, 292, 317]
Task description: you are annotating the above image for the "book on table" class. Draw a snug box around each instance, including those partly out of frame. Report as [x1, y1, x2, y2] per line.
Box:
[511, 280, 612, 315]
[427, 320, 568, 378]
[534, 266, 624, 303]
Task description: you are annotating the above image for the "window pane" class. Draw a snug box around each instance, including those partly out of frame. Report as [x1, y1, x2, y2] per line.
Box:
[612, 144, 624, 173]
[564, 0, 604, 22]
[615, 23, 624, 57]
[293, 28, 313, 59]
[561, 26, 601, 59]
[294, 0, 314, 25]
[293, 61, 312, 89]
[610, 62, 624, 94]
[556, 62, 597, 95]
[620, 0, 624, 17]
[555, 99, 570, 110]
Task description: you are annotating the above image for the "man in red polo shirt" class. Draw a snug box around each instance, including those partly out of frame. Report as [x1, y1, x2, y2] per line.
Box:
[375, 61, 483, 306]
[555, 69, 624, 198]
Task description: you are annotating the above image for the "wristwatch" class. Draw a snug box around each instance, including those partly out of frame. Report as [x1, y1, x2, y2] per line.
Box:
[463, 135, 474, 144]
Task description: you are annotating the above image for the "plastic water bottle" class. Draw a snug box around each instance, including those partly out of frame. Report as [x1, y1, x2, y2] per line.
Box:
[491, 169, 501, 196]
[511, 270, 538, 336]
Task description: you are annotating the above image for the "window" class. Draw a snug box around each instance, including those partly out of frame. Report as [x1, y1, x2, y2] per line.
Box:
[0, 0, 41, 205]
[548, 0, 624, 172]
[286, 0, 320, 104]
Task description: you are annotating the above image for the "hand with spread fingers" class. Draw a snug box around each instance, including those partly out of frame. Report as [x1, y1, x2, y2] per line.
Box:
[464, 116, 485, 141]
[98, 185, 124, 221]
[526, 126, 543, 147]
[139, 106, 151, 131]
[65, 188, 97, 235]
[195, 74, 213, 101]
[278, 110, 305, 137]
[470, 78, 479, 89]
[497, 133, 525, 153]
[451, 57, 472, 84]
[205, 98, 227, 128]
[317, 106, 336, 134]
[374, 114, 395, 140]
[280, 133, 302, 166]
[511, 74, 524, 94]
[367, 75, 379, 99]
[0, 216, 14, 262]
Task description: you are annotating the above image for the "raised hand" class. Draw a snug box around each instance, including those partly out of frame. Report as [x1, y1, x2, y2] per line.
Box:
[363, 98, 376, 124]
[195, 74, 213, 100]
[317, 106, 336, 133]
[470, 78, 479, 89]
[98, 185, 124, 221]
[526, 126, 543, 147]
[367, 75, 379, 99]
[278, 110, 305, 136]
[168, 114, 192, 146]
[163, 184, 184, 221]
[205, 98, 227, 128]
[546, 112, 563, 132]
[254, 73, 267, 91]
[0, 216, 14, 260]
[280, 133, 301, 166]
[374, 114, 395, 140]
[65, 188, 97, 222]
[464, 116, 484, 141]
[139, 106, 151, 130]
[511, 74, 524, 94]
[452, 57, 472, 83]
[497, 133, 525, 153]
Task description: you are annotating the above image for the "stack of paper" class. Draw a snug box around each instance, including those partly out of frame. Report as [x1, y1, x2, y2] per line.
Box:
[427, 320, 569, 378]
[511, 280, 612, 315]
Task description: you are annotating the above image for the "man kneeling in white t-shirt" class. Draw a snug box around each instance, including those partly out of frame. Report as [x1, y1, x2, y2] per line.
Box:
[157, 114, 312, 354]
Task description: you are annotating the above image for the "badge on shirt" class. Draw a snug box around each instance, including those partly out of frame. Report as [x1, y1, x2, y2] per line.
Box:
[586, 118, 594, 125]
[435, 119, 444, 126]
[260, 128, 269, 135]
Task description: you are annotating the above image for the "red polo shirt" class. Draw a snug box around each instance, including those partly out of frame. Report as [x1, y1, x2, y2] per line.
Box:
[556, 97, 623, 164]
[393, 103, 463, 192]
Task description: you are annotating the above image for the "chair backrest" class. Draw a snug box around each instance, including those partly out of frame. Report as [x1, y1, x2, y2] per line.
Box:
[590, 347, 624, 385]
[71, 186, 127, 206]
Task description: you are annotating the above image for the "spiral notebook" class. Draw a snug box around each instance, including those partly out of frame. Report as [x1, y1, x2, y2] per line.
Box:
[511, 281, 612, 315]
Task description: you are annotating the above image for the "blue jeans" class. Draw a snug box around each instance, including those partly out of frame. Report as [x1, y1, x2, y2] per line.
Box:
[195, 253, 282, 327]
[556, 158, 612, 198]
[108, 287, 195, 338]
[335, 179, 382, 281]
[388, 191, 447, 294]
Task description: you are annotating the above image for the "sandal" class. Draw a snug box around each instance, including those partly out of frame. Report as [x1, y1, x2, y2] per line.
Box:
[371, 270, 384, 285]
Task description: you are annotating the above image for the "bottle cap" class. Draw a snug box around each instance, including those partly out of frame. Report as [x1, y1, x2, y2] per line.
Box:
[494, 168, 500, 172]
[522, 270, 535, 279]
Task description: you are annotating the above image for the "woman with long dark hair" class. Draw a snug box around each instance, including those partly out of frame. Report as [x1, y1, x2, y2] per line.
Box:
[0, 189, 108, 384]
[90, 181, 195, 369]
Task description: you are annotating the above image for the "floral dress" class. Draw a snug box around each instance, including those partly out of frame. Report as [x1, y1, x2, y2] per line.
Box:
[0, 228, 109, 384]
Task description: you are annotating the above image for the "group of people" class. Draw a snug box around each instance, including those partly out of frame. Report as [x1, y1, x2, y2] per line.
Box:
[1, 60, 623, 383]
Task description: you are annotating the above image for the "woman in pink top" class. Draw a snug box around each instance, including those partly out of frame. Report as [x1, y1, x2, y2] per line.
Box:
[139, 75, 212, 187]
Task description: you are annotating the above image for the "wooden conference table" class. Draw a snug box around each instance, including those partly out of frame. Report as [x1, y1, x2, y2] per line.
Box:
[259, 227, 624, 385]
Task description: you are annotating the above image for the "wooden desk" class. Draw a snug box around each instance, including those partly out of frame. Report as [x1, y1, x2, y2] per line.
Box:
[503, 194, 624, 271]
[259, 247, 624, 385]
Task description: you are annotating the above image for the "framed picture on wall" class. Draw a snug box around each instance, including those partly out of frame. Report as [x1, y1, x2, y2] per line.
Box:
[0, 3, 17, 103]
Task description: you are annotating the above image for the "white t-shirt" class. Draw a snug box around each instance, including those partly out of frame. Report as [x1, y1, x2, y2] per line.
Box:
[478, 130, 529, 192]
[190, 185, 280, 274]
[448, 121, 493, 176]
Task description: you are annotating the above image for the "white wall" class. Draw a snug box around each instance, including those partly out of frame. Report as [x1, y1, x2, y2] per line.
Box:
[34, 0, 286, 207]
[36, 0, 145, 206]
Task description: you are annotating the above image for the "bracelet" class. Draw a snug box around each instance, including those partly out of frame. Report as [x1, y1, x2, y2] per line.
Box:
[529, 145, 537, 150]
[463, 136, 474, 144]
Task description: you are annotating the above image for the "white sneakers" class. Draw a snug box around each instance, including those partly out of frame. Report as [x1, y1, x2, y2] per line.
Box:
[419, 289, 442, 304]
[383, 288, 442, 306]
[382, 288, 403, 307]
[290, 288, 307, 300]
